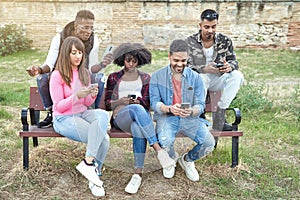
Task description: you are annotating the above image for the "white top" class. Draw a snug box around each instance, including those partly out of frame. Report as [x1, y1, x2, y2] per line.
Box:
[43, 33, 99, 73]
[203, 46, 214, 65]
[118, 77, 143, 99]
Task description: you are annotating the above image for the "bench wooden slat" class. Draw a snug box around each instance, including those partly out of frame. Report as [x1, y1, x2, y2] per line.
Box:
[20, 126, 243, 138]
[20, 86, 243, 169]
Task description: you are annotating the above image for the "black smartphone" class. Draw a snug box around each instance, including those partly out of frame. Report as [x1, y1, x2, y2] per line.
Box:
[127, 94, 136, 99]
[215, 63, 224, 68]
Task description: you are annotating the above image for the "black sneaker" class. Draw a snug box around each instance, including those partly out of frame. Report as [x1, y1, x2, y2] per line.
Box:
[222, 121, 233, 131]
[38, 111, 53, 128]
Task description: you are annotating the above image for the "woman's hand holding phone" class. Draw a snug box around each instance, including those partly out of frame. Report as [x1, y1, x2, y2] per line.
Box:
[89, 84, 99, 98]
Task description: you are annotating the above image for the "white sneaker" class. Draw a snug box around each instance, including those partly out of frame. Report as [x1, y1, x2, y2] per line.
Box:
[89, 181, 105, 197]
[162, 151, 180, 178]
[125, 174, 142, 194]
[172, 152, 180, 163]
[157, 149, 176, 179]
[157, 149, 175, 168]
[163, 165, 175, 179]
[76, 159, 103, 187]
[178, 153, 199, 182]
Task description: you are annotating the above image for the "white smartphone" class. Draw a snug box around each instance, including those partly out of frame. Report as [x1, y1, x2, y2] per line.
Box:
[89, 83, 98, 89]
[180, 102, 191, 109]
[102, 45, 114, 59]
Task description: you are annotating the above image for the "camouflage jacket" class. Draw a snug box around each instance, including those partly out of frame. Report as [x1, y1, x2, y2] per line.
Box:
[186, 30, 239, 73]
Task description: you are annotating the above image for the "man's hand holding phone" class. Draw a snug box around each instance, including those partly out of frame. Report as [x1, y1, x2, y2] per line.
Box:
[101, 45, 114, 68]
[216, 57, 232, 73]
[180, 102, 193, 118]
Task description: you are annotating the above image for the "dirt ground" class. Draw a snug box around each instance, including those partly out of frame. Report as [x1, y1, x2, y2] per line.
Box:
[1, 77, 298, 200]
[0, 105, 244, 200]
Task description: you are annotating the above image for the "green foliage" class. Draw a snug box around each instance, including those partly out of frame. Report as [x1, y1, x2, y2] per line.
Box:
[0, 49, 299, 199]
[0, 82, 29, 107]
[0, 24, 32, 56]
[283, 85, 300, 122]
[237, 49, 300, 79]
[0, 108, 12, 119]
[231, 82, 273, 112]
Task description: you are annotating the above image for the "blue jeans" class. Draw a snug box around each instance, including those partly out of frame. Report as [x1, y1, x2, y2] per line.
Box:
[113, 104, 158, 169]
[37, 72, 105, 110]
[155, 115, 215, 162]
[91, 73, 105, 109]
[53, 109, 110, 172]
[37, 73, 52, 110]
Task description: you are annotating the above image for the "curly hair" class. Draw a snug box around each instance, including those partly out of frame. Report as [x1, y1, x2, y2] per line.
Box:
[113, 43, 151, 68]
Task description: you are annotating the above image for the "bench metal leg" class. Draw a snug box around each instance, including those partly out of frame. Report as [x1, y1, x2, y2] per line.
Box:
[33, 137, 38, 147]
[23, 137, 29, 170]
[231, 136, 239, 168]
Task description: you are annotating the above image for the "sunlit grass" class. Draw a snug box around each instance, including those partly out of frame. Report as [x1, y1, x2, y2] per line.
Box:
[0, 48, 299, 199]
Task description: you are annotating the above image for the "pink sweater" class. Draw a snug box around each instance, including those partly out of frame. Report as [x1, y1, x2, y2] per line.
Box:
[50, 69, 94, 117]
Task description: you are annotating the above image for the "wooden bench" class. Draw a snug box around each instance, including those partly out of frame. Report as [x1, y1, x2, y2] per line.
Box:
[20, 87, 243, 170]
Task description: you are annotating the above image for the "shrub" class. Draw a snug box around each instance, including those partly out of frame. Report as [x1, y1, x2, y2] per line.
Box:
[0, 24, 32, 56]
[231, 82, 273, 112]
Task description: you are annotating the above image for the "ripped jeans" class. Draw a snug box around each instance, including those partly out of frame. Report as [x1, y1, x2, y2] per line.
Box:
[155, 115, 215, 162]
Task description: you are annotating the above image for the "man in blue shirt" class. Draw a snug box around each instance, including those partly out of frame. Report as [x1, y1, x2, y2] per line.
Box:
[150, 39, 215, 182]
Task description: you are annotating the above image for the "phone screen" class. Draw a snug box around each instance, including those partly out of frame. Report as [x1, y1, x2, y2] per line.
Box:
[89, 83, 98, 89]
[127, 94, 136, 99]
[180, 103, 190, 109]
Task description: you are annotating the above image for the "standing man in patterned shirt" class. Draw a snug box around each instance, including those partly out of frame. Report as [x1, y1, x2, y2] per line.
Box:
[186, 9, 244, 131]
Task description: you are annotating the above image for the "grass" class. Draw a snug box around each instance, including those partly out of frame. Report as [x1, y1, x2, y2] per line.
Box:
[0, 48, 299, 199]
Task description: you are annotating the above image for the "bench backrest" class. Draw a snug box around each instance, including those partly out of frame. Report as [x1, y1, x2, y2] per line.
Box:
[29, 87, 221, 112]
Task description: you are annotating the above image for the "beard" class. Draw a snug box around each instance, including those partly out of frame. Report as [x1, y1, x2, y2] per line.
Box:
[171, 64, 185, 74]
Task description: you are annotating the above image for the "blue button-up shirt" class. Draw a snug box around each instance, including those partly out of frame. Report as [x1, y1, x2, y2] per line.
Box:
[150, 64, 206, 120]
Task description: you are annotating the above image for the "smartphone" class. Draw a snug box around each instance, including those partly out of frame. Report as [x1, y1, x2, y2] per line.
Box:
[89, 83, 98, 89]
[215, 63, 224, 68]
[180, 102, 190, 109]
[127, 94, 136, 99]
[102, 45, 114, 59]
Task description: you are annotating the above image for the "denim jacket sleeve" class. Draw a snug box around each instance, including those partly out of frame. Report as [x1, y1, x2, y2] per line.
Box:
[149, 66, 173, 114]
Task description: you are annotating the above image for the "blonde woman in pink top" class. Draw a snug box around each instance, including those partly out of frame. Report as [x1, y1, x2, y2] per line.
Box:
[49, 36, 109, 197]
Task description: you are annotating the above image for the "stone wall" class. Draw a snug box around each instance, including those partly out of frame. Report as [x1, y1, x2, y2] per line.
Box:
[0, 0, 299, 51]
